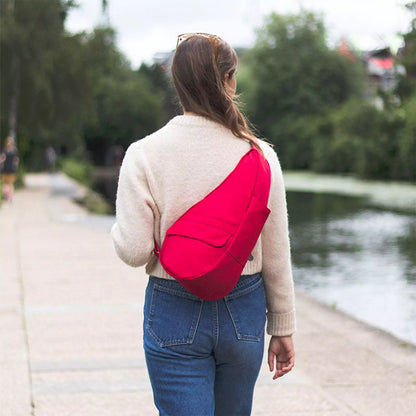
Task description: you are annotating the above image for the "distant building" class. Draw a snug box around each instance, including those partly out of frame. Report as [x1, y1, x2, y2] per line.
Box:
[361, 47, 404, 92]
[337, 38, 406, 96]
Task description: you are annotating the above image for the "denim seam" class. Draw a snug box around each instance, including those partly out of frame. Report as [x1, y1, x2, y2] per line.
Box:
[233, 273, 261, 290]
[213, 301, 219, 349]
[226, 276, 263, 300]
[153, 283, 200, 300]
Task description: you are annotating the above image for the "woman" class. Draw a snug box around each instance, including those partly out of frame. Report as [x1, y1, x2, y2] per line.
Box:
[111, 33, 295, 416]
[0, 137, 19, 202]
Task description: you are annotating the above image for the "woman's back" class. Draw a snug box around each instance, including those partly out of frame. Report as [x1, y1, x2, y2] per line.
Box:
[136, 115, 251, 232]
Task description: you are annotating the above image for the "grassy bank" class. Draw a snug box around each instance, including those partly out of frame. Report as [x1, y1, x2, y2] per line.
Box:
[283, 171, 416, 214]
[60, 157, 112, 215]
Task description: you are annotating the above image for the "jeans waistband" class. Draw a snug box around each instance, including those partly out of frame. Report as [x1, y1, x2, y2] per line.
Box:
[149, 273, 262, 301]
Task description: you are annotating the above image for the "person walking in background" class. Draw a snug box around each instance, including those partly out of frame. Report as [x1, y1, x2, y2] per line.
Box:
[45, 146, 57, 173]
[111, 33, 295, 416]
[0, 137, 19, 203]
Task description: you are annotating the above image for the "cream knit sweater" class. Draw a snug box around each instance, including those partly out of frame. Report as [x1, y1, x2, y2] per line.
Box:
[111, 115, 295, 336]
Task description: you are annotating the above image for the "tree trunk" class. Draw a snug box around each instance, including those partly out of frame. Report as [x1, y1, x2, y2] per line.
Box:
[7, 77, 18, 142]
[6, 0, 18, 143]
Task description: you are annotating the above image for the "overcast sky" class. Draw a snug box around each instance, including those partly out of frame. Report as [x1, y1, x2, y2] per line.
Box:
[66, 0, 412, 69]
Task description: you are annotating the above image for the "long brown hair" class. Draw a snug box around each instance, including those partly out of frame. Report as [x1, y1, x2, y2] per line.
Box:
[171, 35, 261, 151]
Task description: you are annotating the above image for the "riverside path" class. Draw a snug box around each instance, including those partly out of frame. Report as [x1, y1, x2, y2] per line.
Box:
[1, 173, 415, 416]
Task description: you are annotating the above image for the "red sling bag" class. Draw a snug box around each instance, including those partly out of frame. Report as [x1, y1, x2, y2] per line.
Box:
[154, 147, 271, 301]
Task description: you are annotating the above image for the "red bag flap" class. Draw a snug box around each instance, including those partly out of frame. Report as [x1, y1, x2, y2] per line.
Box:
[166, 219, 232, 248]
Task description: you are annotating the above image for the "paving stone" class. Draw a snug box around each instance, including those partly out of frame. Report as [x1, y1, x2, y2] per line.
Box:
[34, 391, 157, 416]
[252, 384, 339, 415]
[32, 368, 151, 395]
[327, 383, 416, 416]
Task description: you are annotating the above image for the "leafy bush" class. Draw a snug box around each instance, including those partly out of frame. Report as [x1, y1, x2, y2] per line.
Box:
[60, 157, 93, 187]
[59, 156, 112, 214]
[311, 99, 405, 179]
[82, 190, 112, 215]
[268, 115, 317, 169]
[394, 97, 416, 180]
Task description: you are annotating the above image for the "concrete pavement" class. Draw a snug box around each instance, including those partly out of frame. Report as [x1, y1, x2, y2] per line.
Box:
[1, 173, 416, 416]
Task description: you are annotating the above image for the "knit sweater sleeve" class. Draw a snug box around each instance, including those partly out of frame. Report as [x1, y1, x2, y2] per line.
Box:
[261, 145, 296, 336]
[111, 142, 156, 267]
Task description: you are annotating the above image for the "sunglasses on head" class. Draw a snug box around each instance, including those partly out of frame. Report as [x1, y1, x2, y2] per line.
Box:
[177, 33, 221, 46]
[176, 33, 222, 61]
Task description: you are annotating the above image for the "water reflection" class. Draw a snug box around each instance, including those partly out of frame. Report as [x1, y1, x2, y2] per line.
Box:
[396, 222, 416, 284]
[287, 191, 416, 345]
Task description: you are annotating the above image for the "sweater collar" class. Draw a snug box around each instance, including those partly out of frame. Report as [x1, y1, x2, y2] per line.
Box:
[169, 115, 226, 129]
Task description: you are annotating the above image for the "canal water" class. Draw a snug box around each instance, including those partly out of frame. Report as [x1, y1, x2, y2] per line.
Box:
[92, 173, 416, 345]
[287, 191, 416, 345]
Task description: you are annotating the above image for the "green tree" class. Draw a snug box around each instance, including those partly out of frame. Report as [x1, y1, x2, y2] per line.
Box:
[312, 99, 403, 179]
[397, 2, 416, 98]
[394, 97, 416, 180]
[0, 0, 91, 168]
[138, 62, 179, 120]
[403, 1, 416, 76]
[239, 11, 364, 168]
[82, 28, 165, 164]
[1, 3, 167, 169]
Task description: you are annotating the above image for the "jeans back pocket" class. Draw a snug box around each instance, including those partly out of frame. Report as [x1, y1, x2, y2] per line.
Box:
[224, 275, 266, 342]
[145, 282, 203, 347]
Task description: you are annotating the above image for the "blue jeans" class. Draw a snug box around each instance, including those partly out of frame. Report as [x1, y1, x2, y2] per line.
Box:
[143, 273, 266, 416]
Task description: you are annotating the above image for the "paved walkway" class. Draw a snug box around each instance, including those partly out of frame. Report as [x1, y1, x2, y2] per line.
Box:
[1, 173, 416, 416]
